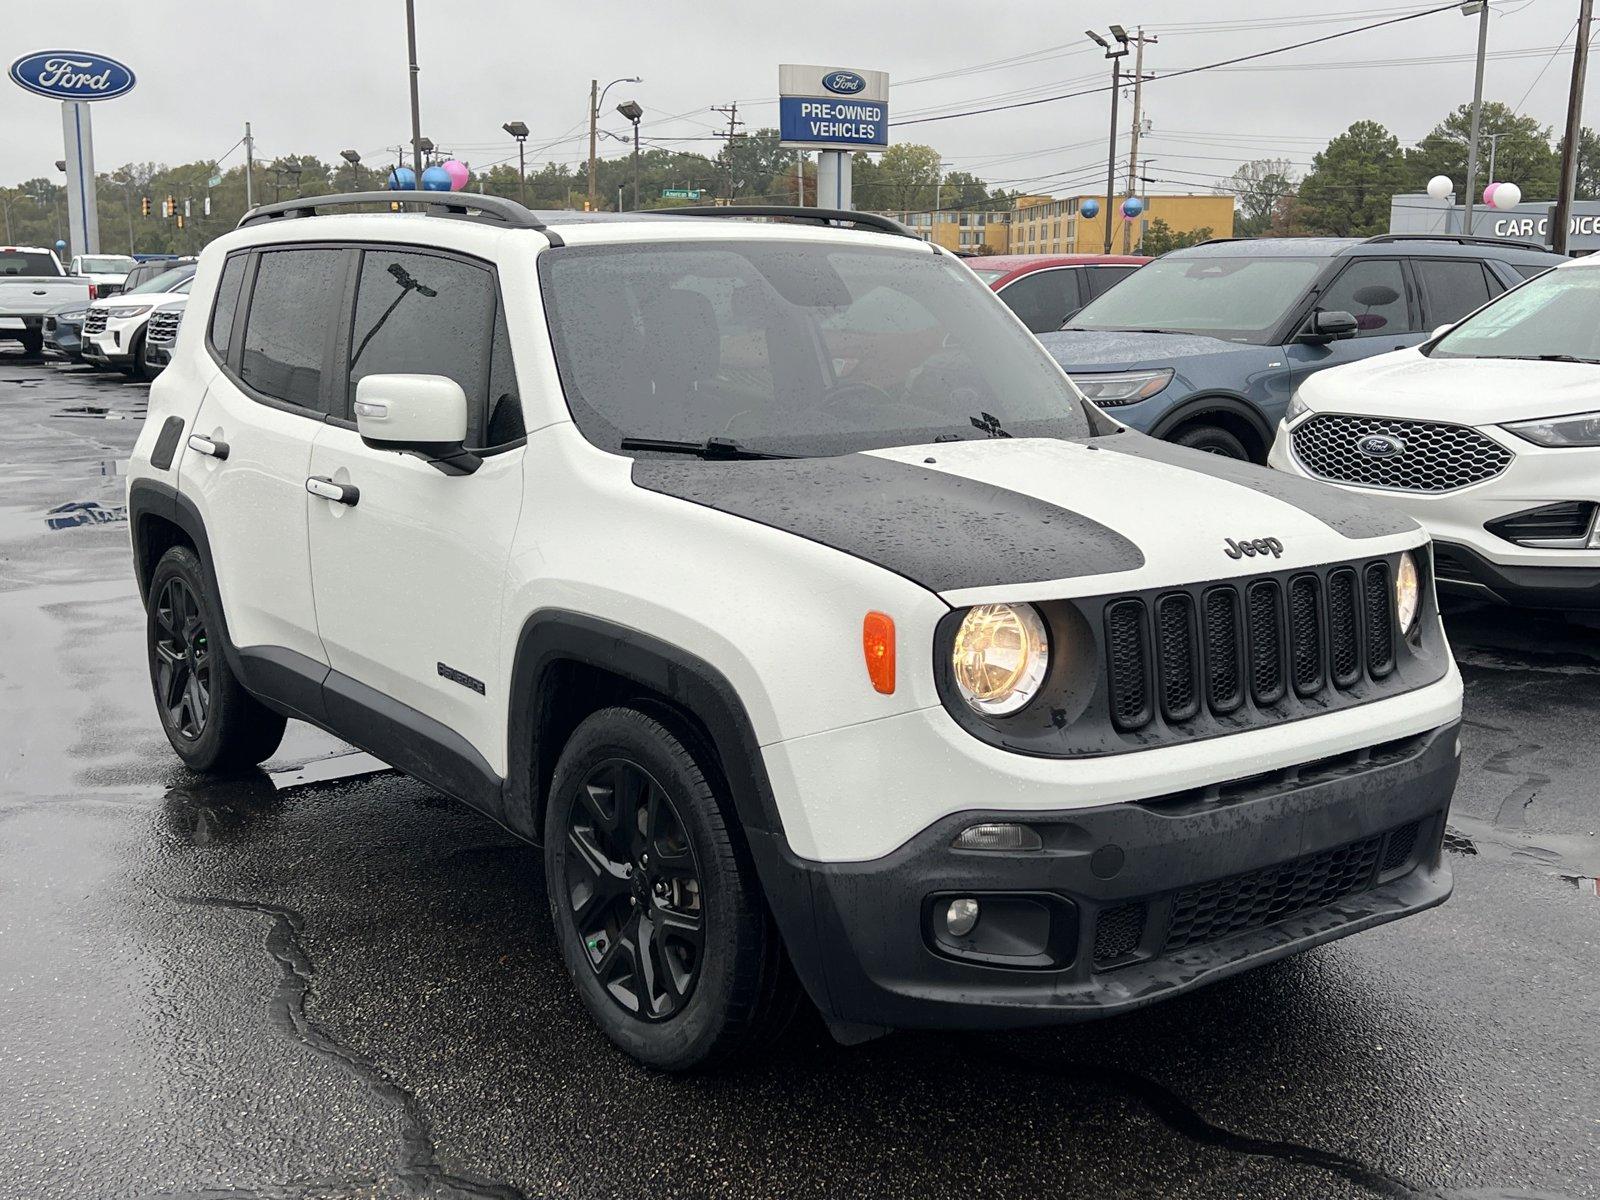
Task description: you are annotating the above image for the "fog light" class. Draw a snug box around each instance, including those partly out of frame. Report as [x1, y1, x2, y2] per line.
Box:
[945, 897, 981, 937]
[953, 823, 1043, 851]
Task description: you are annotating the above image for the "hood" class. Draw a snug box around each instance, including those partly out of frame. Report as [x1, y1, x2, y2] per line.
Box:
[631, 435, 1418, 602]
[152, 294, 189, 312]
[1302, 347, 1600, 424]
[1038, 328, 1267, 373]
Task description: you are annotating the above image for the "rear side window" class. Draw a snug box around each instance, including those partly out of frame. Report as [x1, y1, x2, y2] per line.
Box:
[1415, 259, 1494, 326]
[1513, 263, 1555, 281]
[209, 256, 247, 357]
[1085, 266, 1137, 299]
[1000, 269, 1083, 333]
[347, 249, 498, 446]
[239, 248, 346, 411]
[1318, 258, 1411, 335]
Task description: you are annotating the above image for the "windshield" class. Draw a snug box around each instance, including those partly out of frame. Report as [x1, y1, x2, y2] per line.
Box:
[78, 256, 134, 274]
[1429, 266, 1600, 363]
[1067, 256, 1324, 343]
[1, 251, 60, 276]
[127, 266, 194, 295]
[539, 240, 1096, 457]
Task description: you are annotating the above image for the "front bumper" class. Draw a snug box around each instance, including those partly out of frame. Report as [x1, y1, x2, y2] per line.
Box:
[81, 330, 133, 366]
[1433, 541, 1600, 609]
[768, 721, 1458, 1031]
[144, 339, 175, 367]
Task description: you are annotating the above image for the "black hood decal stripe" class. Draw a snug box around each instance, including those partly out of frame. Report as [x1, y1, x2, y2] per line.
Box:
[1100, 435, 1418, 540]
[632, 453, 1144, 594]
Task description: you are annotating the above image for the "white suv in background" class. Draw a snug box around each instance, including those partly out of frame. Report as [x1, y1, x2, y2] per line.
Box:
[82, 263, 194, 379]
[127, 194, 1461, 1070]
[1271, 257, 1599, 611]
[141, 293, 187, 373]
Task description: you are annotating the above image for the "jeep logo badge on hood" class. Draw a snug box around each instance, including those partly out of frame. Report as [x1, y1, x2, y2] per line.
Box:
[1225, 537, 1284, 560]
[822, 71, 867, 95]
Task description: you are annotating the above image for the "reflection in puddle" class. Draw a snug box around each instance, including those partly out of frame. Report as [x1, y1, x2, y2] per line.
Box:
[268, 750, 392, 791]
[1560, 875, 1599, 898]
[45, 500, 127, 530]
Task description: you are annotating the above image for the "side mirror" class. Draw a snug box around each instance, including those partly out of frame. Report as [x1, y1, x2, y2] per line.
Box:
[1299, 309, 1359, 344]
[354, 373, 480, 475]
[1430, 323, 1452, 340]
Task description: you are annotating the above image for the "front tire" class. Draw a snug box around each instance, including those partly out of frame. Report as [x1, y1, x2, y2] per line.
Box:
[1172, 423, 1251, 460]
[146, 546, 287, 771]
[545, 706, 795, 1070]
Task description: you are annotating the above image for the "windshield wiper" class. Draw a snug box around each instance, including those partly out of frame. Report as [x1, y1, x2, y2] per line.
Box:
[618, 436, 799, 460]
[1476, 353, 1600, 364]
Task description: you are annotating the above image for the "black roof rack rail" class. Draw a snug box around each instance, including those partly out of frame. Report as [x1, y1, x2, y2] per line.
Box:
[237, 190, 562, 244]
[1361, 232, 1544, 251]
[658, 205, 920, 241]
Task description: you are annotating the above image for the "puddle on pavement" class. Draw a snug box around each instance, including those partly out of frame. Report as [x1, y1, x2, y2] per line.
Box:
[1445, 817, 1600, 898]
[1559, 874, 1599, 897]
[52, 404, 144, 420]
[268, 750, 393, 791]
[44, 500, 128, 530]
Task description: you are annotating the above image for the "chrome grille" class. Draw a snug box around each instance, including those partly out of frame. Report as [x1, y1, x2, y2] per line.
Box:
[1291, 414, 1513, 492]
[147, 310, 182, 343]
[82, 309, 108, 335]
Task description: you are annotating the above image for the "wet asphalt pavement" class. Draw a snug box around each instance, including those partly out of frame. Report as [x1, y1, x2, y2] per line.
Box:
[1, 350, 1597, 1200]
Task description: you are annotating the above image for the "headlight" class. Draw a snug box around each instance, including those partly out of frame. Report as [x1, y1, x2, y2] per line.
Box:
[1395, 551, 1421, 635]
[1069, 369, 1174, 407]
[1502, 410, 1600, 447]
[1284, 392, 1311, 425]
[104, 305, 150, 318]
[951, 603, 1050, 716]
[60, 309, 88, 321]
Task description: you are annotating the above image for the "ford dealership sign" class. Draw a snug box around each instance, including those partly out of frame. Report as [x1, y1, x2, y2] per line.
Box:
[778, 64, 889, 152]
[9, 51, 136, 101]
[822, 71, 867, 95]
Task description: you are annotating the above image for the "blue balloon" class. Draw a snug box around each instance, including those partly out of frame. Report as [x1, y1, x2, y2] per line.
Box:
[1121, 196, 1145, 218]
[1080, 199, 1100, 219]
[387, 166, 417, 190]
[54, 239, 67, 251]
[421, 165, 452, 192]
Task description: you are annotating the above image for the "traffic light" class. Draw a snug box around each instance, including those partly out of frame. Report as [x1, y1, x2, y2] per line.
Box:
[166, 195, 176, 220]
[176, 214, 185, 230]
[140, 196, 150, 216]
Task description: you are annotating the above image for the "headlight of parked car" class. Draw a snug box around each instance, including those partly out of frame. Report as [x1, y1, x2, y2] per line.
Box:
[104, 305, 151, 319]
[951, 603, 1050, 716]
[1069, 368, 1174, 407]
[1395, 550, 1421, 635]
[1502, 410, 1600, 447]
[60, 309, 88, 321]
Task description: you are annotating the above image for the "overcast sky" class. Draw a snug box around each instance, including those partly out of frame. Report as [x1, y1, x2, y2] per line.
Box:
[1, 0, 1588, 194]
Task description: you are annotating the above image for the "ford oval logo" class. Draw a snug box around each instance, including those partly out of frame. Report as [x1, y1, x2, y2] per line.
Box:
[8, 51, 136, 101]
[1358, 433, 1405, 458]
[822, 70, 867, 95]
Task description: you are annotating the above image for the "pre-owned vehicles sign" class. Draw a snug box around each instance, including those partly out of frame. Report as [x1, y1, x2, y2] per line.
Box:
[778, 64, 888, 152]
[8, 51, 136, 101]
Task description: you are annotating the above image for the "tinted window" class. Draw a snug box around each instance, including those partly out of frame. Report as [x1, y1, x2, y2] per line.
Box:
[0, 251, 59, 276]
[1070, 256, 1324, 343]
[1085, 265, 1137, 299]
[1000, 269, 1083, 333]
[539, 241, 1095, 457]
[127, 265, 196, 295]
[239, 248, 346, 411]
[484, 303, 524, 448]
[1317, 258, 1411, 335]
[209, 256, 247, 356]
[348, 249, 497, 444]
[1513, 263, 1555, 281]
[1415, 259, 1493, 326]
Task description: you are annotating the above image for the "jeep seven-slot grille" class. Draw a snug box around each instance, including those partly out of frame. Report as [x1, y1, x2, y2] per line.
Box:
[1104, 560, 1401, 735]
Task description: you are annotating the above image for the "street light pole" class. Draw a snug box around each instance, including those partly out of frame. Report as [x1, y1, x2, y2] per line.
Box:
[503, 121, 529, 205]
[617, 100, 644, 211]
[1088, 27, 1132, 254]
[1462, 0, 1491, 233]
[1553, 0, 1594, 255]
[589, 76, 642, 210]
[405, 0, 424, 181]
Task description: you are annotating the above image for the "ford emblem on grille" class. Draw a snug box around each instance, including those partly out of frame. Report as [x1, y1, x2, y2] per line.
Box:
[822, 71, 867, 95]
[1358, 434, 1405, 458]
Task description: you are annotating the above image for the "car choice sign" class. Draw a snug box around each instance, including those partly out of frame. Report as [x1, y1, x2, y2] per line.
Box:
[778, 64, 888, 153]
[9, 51, 136, 101]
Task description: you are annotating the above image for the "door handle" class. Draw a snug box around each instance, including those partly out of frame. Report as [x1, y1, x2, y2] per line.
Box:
[187, 434, 229, 460]
[306, 475, 359, 506]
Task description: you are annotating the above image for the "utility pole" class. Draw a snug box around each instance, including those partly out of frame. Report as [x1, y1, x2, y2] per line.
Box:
[713, 102, 744, 201]
[1123, 28, 1156, 253]
[588, 79, 599, 209]
[1462, 0, 1491, 233]
[244, 121, 254, 208]
[1088, 27, 1132, 253]
[1553, 0, 1594, 255]
[405, 0, 424, 180]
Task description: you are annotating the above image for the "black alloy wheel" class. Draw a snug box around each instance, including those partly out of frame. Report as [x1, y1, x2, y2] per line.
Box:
[563, 758, 705, 1021]
[152, 576, 211, 741]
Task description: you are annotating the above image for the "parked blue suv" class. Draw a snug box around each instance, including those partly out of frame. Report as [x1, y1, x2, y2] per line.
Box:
[1038, 234, 1566, 461]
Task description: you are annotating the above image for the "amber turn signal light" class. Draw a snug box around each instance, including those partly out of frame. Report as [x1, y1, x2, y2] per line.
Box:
[862, 611, 896, 694]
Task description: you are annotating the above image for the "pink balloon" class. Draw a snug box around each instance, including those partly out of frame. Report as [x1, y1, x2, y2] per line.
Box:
[442, 159, 470, 191]
[1482, 183, 1498, 206]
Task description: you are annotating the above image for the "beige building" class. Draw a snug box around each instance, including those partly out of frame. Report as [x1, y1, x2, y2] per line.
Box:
[887, 209, 1013, 254]
[1009, 193, 1235, 255]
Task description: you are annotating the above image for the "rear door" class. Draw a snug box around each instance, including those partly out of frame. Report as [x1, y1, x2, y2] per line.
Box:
[178, 246, 351, 678]
[996, 267, 1085, 333]
[305, 244, 527, 770]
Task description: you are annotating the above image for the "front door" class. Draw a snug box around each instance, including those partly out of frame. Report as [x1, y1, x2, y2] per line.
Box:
[1285, 256, 1423, 390]
[304, 244, 527, 774]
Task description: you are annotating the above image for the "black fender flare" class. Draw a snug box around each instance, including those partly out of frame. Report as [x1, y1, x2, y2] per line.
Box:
[1148, 393, 1272, 451]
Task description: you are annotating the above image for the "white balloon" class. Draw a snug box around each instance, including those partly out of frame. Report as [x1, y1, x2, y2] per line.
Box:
[1426, 174, 1454, 200]
[1491, 182, 1522, 210]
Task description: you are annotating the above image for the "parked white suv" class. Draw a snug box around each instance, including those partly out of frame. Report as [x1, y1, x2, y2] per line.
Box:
[82, 264, 194, 378]
[1270, 256, 1599, 610]
[127, 195, 1463, 1069]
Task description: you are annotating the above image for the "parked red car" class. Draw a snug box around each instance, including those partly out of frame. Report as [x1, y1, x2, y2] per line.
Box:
[969, 254, 1149, 334]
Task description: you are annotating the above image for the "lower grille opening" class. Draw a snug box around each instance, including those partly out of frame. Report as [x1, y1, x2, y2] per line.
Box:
[1093, 902, 1148, 967]
[1486, 501, 1597, 545]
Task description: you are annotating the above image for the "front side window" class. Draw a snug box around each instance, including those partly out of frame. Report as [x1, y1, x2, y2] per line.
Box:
[1068, 256, 1324, 343]
[1084, 265, 1138, 299]
[539, 240, 1096, 457]
[1316, 258, 1411, 336]
[1430, 265, 1600, 362]
[238, 248, 346, 411]
[1000, 269, 1083, 333]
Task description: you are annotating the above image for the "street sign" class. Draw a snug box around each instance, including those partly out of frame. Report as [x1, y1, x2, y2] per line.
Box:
[8, 51, 136, 101]
[778, 64, 888, 152]
[661, 188, 702, 200]
[208, 174, 222, 188]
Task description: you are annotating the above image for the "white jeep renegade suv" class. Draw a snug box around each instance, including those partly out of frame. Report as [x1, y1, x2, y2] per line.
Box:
[127, 194, 1463, 1070]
